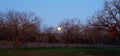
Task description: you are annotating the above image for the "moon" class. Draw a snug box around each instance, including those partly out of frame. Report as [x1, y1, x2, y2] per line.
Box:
[57, 27, 62, 31]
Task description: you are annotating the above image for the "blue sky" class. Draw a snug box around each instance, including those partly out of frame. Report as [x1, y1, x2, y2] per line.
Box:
[0, 0, 104, 27]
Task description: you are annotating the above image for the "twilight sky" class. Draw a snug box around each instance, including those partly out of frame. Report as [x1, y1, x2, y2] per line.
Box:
[0, 0, 104, 27]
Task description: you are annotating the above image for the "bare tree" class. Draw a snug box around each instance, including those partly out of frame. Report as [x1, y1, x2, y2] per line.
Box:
[59, 19, 82, 46]
[89, 0, 120, 45]
[0, 10, 41, 48]
[42, 26, 58, 43]
[0, 12, 7, 40]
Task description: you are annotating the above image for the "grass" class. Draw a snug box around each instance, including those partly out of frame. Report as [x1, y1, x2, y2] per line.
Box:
[0, 46, 119, 56]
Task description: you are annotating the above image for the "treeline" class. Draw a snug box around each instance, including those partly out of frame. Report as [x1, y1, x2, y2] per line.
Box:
[0, 0, 120, 47]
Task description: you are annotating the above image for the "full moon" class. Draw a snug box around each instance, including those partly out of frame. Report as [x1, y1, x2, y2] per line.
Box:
[57, 27, 62, 31]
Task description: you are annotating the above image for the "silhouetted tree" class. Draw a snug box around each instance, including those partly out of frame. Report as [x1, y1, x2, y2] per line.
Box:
[0, 10, 41, 48]
[42, 26, 58, 43]
[89, 0, 120, 45]
[59, 19, 82, 46]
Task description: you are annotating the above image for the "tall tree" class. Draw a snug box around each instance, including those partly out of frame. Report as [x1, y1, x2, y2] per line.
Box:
[89, 0, 120, 45]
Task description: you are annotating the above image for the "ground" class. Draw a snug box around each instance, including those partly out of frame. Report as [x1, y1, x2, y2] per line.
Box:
[0, 47, 119, 56]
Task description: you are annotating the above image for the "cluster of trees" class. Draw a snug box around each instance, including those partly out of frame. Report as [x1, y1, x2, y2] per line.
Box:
[0, 11, 41, 47]
[0, 0, 119, 47]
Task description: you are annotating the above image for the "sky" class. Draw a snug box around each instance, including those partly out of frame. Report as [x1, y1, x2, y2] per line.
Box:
[0, 0, 104, 27]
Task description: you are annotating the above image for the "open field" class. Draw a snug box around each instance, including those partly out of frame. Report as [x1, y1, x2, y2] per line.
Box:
[0, 47, 119, 56]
